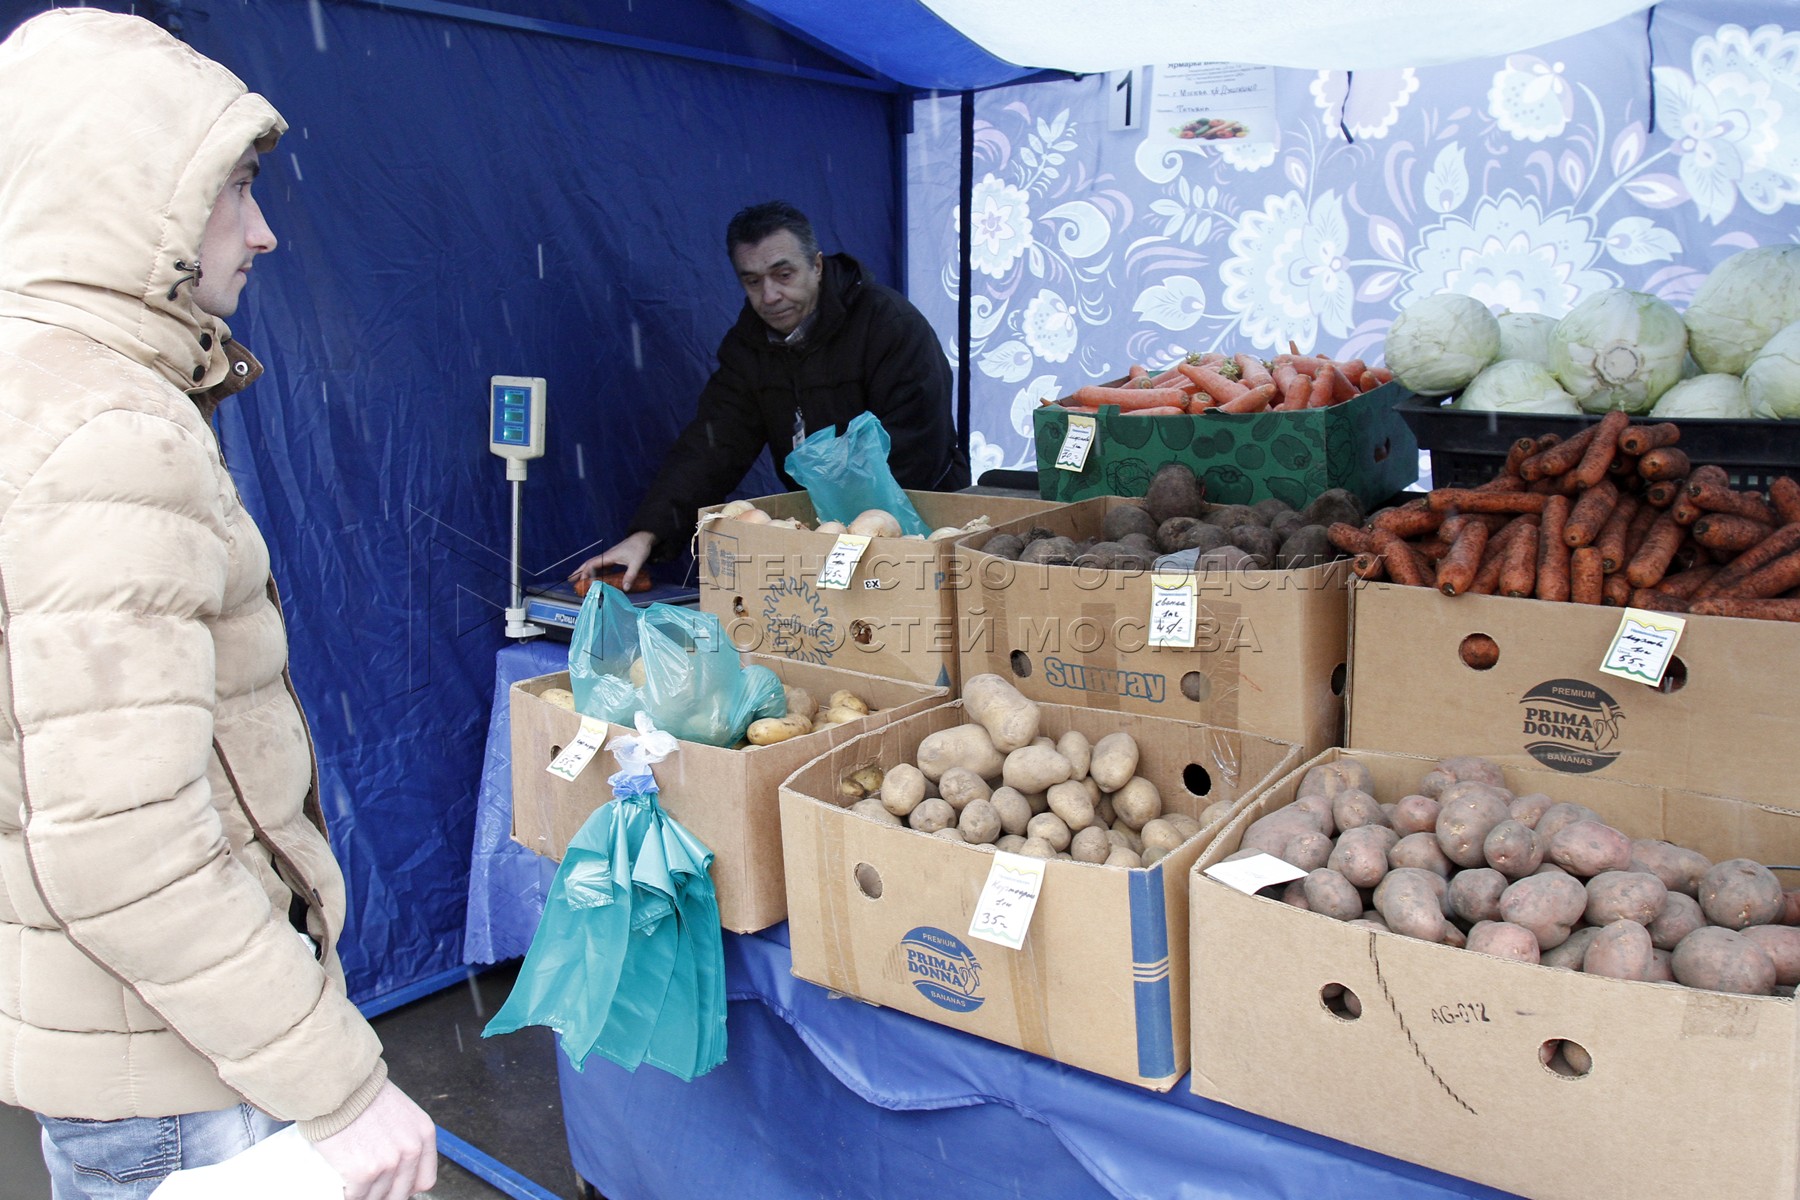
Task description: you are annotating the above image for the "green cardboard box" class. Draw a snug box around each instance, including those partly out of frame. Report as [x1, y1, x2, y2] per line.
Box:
[1031, 380, 1419, 509]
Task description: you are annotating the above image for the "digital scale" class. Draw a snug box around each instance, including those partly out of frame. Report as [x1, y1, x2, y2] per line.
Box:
[489, 374, 696, 641]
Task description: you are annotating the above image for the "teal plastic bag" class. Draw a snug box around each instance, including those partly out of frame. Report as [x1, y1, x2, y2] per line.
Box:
[782, 411, 930, 535]
[483, 717, 727, 1081]
[567, 585, 785, 746]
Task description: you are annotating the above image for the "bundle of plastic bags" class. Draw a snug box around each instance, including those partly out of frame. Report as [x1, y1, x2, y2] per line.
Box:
[483, 716, 727, 1081]
[784, 410, 929, 535]
[567, 583, 784, 746]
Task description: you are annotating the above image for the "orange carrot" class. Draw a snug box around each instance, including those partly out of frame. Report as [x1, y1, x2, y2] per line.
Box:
[1436, 520, 1490, 596]
[1371, 529, 1432, 587]
[1234, 354, 1273, 388]
[1120, 405, 1189, 416]
[1644, 479, 1683, 508]
[1671, 465, 1728, 525]
[1721, 546, 1800, 600]
[1772, 477, 1800, 527]
[1688, 597, 1800, 622]
[1536, 494, 1572, 602]
[1327, 523, 1373, 555]
[1067, 385, 1189, 411]
[1306, 371, 1336, 408]
[1178, 363, 1248, 406]
[1564, 480, 1620, 548]
[1624, 511, 1684, 589]
[1571, 547, 1605, 604]
[1127, 363, 1149, 381]
[1693, 513, 1775, 555]
[1521, 425, 1598, 482]
[1603, 573, 1632, 606]
[1427, 489, 1549, 515]
[1594, 492, 1639, 573]
[1372, 498, 1443, 539]
[1618, 422, 1681, 456]
[1657, 564, 1718, 600]
[1637, 447, 1691, 482]
[1629, 588, 1691, 614]
[1687, 480, 1777, 525]
[1697, 524, 1800, 598]
[1570, 410, 1628, 489]
[1500, 522, 1539, 598]
[1214, 382, 1278, 414]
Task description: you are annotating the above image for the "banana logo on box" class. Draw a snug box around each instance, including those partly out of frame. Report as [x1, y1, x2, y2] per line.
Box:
[901, 927, 984, 1013]
[1519, 679, 1625, 774]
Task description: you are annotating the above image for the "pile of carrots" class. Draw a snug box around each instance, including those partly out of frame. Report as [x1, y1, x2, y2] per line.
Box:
[1329, 410, 1800, 622]
[1049, 349, 1393, 416]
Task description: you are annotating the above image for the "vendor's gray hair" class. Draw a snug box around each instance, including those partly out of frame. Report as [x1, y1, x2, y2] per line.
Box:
[726, 200, 820, 261]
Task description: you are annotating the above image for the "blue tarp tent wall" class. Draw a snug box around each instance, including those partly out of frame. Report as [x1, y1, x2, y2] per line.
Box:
[0, 0, 922, 1007]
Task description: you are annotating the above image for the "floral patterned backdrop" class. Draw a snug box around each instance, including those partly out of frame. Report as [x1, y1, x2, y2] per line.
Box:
[905, 0, 1800, 482]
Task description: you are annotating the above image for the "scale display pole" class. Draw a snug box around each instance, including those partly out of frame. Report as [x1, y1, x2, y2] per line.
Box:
[488, 376, 547, 639]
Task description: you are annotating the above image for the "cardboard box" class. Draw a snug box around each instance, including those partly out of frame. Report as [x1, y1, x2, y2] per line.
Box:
[1347, 581, 1800, 803]
[1032, 381, 1418, 510]
[509, 657, 945, 932]
[697, 489, 1058, 689]
[780, 700, 1301, 1089]
[954, 497, 1349, 756]
[1190, 747, 1800, 1200]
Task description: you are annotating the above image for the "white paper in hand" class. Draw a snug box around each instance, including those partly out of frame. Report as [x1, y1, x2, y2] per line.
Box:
[148, 1126, 346, 1200]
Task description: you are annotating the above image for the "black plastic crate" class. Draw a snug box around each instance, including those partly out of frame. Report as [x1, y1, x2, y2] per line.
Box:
[1397, 396, 1800, 492]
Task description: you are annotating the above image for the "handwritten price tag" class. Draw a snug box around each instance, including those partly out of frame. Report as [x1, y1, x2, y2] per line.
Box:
[546, 717, 609, 782]
[817, 534, 872, 590]
[1148, 572, 1197, 647]
[1203, 852, 1306, 895]
[967, 851, 1048, 950]
[1599, 608, 1686, 687]
[1055, 414, 1096, 472]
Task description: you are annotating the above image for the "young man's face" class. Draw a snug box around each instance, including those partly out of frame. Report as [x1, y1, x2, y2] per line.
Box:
[731, 230, 822, 336]
[194, 146, 277, 318]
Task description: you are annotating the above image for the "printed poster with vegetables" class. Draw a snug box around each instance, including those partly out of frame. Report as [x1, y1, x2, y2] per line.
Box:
[1148, 61, 1274, 148]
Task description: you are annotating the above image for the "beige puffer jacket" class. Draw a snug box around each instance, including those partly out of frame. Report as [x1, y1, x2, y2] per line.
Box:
[0, 11, 385, 1137]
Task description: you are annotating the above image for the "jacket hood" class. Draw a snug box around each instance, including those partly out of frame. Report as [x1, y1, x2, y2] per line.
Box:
[0, 10, 286, 395]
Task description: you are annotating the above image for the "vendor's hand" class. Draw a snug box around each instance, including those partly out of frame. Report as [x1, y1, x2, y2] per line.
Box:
[570, 530, 656, 592]
[311, 1080, 437, 1200]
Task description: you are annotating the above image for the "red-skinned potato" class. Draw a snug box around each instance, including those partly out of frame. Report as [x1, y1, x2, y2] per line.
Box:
[1535, 802, 1601, 845]
[1498, 871, 1589, 950]
[1418, 755, 1506, 798]
[1508, 792, 1554, 829]
[1742, 925, 1800, 986]
[1240, 804, 1327, 857]
[1583, 919, 1656, 981]
[1435, 784, 1512, 869]
[1329, 825, 1399, 889]
[1389, 794, 1440, 837]
[1483, 819, 1543, 879]
[1629, 839, 1712, 897]
[1448, 868, 1508, 925]
[1584, 870, 1670, 927]
[1280, 830, 1334, 872]
[1540, 925, 1604, 971]
[1332, 787, 1389, 833]
[1648, 948, 1676, 982]
[1465, 920, 1541, 963]
[1545, 820, 1633, 877]
[1389, 831, 1453, 878]
[1302, 868, 1363, 921]
[1290, 794, 1337, 838]
[1672, 926, 1778, 995]
[1374, 868, 1448, 941]
[1698, 858, 1785, 929]
[1647, 890, 1706, 951]
[1298, 759, 1374, 804]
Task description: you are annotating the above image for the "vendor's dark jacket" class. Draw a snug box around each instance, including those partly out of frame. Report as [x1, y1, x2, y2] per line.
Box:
[631, 252, 967, 551]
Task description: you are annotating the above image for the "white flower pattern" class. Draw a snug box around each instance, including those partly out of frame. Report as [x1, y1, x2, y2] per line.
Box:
[909, 19, 1800, 473]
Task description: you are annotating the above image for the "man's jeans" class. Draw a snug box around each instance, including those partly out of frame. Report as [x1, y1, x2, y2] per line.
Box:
[37, 1104, 285, 1200]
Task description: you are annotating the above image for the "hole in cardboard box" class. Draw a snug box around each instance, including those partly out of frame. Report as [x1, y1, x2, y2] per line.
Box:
[549, 745, 564, 759]
[1460, 632, 1500, 670]
[1009, 650, 1033, 679]
[1321, 983, 1362, 1019]
[1182, 763, 1213, 796]
[854, 862, 883, 899]
[1539, 1038, 1591, 1078]
[1657, 655, 1688, 693]
[850, 619, 874, 645]
[1373, 437, 1391, 463]
[731, 595, 746, 617]
[1180, 671, 1210, 702]
[1329, 663, 1347, 695]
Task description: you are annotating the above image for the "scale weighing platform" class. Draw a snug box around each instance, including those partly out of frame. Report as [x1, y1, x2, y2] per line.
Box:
[489, 374, 697, 640]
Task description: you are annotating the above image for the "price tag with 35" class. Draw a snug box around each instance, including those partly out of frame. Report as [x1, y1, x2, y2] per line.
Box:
[817, 534, 872, 590]
[967, 851, 1048, 950]
[546, 717, 609, 782]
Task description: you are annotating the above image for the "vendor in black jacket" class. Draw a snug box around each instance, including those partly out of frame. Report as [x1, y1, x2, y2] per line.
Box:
[572, 201, 967, 589]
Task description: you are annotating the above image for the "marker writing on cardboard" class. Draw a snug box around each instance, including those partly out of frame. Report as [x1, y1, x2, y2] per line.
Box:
[1429, 1002, 1492, 1026]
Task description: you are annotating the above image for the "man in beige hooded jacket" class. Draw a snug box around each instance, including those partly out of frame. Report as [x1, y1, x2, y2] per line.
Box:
[0, 10, 435, 1198]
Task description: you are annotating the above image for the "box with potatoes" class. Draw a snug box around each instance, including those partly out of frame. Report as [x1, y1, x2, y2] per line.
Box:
[1189, 746, 1800, 1200]
[952, 465, 1359, 755]
[779, 674, 1301, 1089]
[509, 655, 945, 933]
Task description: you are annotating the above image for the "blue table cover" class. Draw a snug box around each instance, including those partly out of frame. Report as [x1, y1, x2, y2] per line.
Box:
[557, 924, 1520, 1200]
[471, 644, 1518, 1199]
